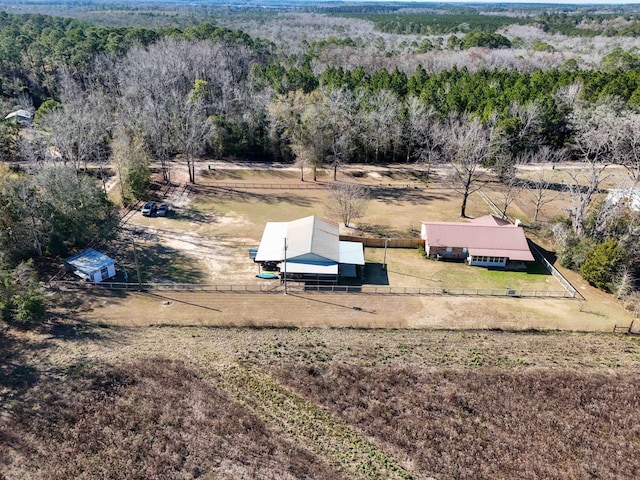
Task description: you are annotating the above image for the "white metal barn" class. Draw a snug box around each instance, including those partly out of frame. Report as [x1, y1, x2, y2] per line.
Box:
[255, 216, 364, 283]
[64, 248, 117, 282]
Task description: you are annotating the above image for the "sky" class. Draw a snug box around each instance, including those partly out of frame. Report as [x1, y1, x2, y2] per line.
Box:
[314, 1, 640, 5]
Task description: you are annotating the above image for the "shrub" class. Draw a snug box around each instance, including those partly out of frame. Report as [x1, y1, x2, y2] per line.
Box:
[15, 292, 46, 322]
[0, 260, 46, 324]
[580, 238, 625, 293]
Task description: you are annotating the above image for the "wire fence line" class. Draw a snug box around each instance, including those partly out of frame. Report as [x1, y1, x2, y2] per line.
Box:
[528, 243, 583, 300]
[47, 281, 576, 299]
[195, 182, 328, 190]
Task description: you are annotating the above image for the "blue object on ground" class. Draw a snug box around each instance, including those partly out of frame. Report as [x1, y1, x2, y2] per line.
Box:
[256, 273, 278, 279]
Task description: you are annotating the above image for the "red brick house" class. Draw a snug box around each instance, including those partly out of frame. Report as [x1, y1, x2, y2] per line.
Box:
[420, 215, 534, 268]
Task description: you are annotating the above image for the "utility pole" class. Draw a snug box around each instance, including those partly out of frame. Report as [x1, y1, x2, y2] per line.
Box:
[383, 238, 389, 269]
[131, 237, 143, 291]
[383, 237, 398, 270]
[283, 237, 288, 295]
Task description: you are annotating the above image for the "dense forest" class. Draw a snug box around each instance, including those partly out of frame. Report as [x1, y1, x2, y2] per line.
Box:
[2, 3, 640, 321]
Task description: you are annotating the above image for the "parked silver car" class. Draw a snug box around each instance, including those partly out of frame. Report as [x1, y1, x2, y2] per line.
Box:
[156, 204, 168, 217]
[141, 201, 156, 216]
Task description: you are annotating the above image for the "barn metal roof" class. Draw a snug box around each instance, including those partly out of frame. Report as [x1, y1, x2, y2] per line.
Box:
[4, 109, 32, 120]
[255, 216, 363, 265]
[339, 241, 365, 266]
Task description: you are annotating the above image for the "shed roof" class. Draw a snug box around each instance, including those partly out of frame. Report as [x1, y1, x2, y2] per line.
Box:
[4, 109, 32, 120]
[287, 216, 340, 262]
[422, 218, 534, 262]
[65, 248, 116, 274]
[339, 241, 365, 266]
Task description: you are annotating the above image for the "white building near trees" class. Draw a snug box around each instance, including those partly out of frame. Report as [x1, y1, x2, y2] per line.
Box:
[64, 248, 117, 283]
[255, 215, 364, 283]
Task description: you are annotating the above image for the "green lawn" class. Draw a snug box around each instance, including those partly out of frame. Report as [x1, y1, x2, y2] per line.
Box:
[366, 247, 556, 291]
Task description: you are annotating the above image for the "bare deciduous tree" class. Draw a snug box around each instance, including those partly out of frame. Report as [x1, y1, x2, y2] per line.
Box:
[358, 89, 401, 163]
[496, 173, 523, 221]
[326, 182, 370, 228]
[323, 87, 359, 181]
[566, 100, 618, 236]
[405, 96, 441, 180]
[611, 112, 640, 187]
[440, 115, 494, 218]
[520, 148, 565, 222]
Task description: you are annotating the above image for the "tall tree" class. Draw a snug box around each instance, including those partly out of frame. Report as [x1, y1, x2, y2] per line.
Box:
[323, 87, 359, 181]
[440, 115, 494, 218]
[35, 164, 117, 255]
[405, 96, 441, 179]
[566, 99, 618, 236]
[269, 90, 333, 181]
[172, 83, 212, 184]
[358, 89, 401, 163]
[110, 126, 151, 205]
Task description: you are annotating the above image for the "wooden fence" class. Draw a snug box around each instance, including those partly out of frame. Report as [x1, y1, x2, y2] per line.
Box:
[339, 236, 424, 249]
[197, 182, 327, 190]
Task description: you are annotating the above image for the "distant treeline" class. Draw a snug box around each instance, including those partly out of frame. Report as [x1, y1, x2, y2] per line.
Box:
[326, 9, 640, 37]
[0, 11, 271, 104]
[340, 13, 529, 35]
[254, 62, 640, 146]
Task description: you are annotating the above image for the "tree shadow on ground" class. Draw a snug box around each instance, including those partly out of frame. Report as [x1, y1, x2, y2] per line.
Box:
[0, 331, 41, 390]
[190, 184, 316, 207]
[369, 185, 450, 206]
[46, 320, 112, 341]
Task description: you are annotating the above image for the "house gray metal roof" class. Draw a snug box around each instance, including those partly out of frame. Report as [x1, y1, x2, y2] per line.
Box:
[421, 215, 534, 262]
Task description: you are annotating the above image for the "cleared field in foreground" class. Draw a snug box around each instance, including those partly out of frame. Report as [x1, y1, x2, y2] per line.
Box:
[2, 324, 639, 479]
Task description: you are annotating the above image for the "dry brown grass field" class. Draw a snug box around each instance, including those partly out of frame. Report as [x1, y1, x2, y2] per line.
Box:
[3, 161, 639, 479]
[1, 324, 639, 479]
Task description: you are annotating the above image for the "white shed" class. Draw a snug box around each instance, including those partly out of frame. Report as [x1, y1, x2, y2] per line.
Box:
[64, 248, 116, 282]
[4, 109, 33, 124]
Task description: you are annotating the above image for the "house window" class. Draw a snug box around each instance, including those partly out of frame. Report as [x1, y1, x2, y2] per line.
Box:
[100, 267, 109, 279]
[446, 247, 452, 254]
